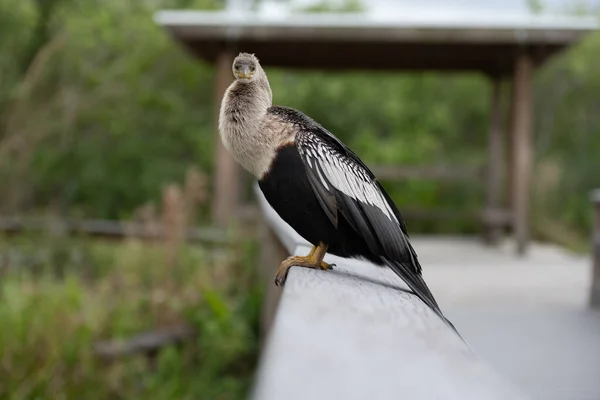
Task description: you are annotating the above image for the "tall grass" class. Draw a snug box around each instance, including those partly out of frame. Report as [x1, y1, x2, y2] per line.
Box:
[0, 234, 262, 399]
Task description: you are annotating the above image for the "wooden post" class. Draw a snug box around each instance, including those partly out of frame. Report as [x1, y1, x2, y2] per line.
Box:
[212, 51, 239, 227]
[505, 81, 515, 214]
[484, 77, 504, 245]
[259, 220, 287, 337]
[591, 189, 600, 309]
[509, 53, 533, 255]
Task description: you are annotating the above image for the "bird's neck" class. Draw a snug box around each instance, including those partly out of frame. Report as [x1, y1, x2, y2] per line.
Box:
[219, 76, 276, 177]
[229, 75, 271, 109]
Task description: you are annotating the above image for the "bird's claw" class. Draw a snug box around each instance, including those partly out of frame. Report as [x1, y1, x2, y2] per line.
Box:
[274, 249, 333, 287]
[274, 271, 287, 287]
[320, 261, 335, 270]
[274, 257, 295, 287]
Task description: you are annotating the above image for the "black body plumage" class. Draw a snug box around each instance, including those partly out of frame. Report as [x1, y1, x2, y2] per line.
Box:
[259, 106, 459, 334]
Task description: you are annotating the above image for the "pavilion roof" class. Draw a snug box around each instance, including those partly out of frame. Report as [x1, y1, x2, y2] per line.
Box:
[155, 10, 598, 74]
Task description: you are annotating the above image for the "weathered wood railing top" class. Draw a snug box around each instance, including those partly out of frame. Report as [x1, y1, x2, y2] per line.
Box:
[251, 184, 528, 400]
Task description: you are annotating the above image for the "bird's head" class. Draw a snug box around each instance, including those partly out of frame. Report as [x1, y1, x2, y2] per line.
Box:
[232, 53, 262, 83]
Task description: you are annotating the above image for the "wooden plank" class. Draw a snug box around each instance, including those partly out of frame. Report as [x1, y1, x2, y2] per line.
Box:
[505, 80, 515, 214]
[510, 52, 533, 255]
[591, 189, 600, 309]
[252, 184, 529, 400]
[212, 51, 240, 227]
[401, 207, 512, 225]
[484, 77, 505, 244]
[371, 164, 483, 181]
[0, 217, 229, 245]
[93, 325, 195, 361]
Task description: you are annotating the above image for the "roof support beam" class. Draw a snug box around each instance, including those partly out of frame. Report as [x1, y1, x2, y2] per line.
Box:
[509, 52, 533, 255]
[484, 77, 507, 245]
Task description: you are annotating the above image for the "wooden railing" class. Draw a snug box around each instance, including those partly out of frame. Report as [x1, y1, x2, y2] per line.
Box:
[94, 325, 195, 369]
[591, 189, 600, 309]
[252, 184, 528, 400]
[369, 164, 483, 181]
[0, 217, 229, 245]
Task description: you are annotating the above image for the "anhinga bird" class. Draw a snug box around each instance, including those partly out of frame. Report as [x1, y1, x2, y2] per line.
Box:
[219, 53, 458, 332]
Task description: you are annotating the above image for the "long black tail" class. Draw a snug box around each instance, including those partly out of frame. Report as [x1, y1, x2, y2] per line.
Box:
[382, 257, 466, 342]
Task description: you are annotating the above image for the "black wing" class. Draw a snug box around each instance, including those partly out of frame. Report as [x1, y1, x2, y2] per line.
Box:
[268, 106, 454, 326]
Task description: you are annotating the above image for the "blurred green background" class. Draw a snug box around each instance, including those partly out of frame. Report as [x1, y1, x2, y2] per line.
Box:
[0, 0, 599, 398]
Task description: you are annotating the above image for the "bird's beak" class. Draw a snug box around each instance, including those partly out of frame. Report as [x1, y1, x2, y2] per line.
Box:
[236, 65, 253, 79]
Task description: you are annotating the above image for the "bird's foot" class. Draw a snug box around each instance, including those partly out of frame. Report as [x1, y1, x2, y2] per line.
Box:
[274, 243, 332, 286]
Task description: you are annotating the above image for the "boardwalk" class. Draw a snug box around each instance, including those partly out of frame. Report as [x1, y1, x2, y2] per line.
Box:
[417, 236, 590, 308]
[409, 236, 599, 400]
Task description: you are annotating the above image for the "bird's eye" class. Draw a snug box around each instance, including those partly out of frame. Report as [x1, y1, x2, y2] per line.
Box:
[234, 64, 240, 71]
[249, 64, 256, 71]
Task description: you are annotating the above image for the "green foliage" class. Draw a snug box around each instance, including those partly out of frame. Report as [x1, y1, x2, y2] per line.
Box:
[1, 0, 219, 218]
[0, 235, 261, 399]
[0, 0, 35, 112]
[532, 31, 600, 235]
[0, 0, 599, 238]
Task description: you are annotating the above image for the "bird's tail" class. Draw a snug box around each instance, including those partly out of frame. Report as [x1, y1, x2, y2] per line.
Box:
[382, 257, 466, 343]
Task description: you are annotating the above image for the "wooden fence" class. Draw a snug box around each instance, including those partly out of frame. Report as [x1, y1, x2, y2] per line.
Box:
[93, 325, 195, 369]
[369, 163, 512, 241]
[252, 184, 528, 400]
[0, 216, 229, 245]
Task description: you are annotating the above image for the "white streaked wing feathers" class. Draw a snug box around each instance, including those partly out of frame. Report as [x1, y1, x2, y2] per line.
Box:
[297, 136, 399, 224]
